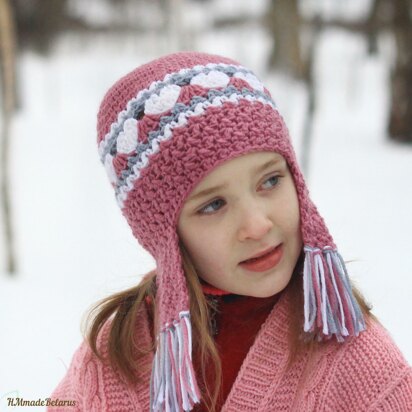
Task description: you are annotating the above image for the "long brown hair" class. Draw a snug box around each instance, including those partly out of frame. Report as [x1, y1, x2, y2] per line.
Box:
[83, 245, 377, 412]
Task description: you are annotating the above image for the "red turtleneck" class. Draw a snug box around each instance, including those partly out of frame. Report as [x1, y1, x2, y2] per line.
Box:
[193, 291, 281, 410]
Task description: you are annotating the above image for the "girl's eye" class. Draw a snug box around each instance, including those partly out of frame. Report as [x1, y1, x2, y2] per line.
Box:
[261, 174, 281, 190]
[197, 174, 282, 215]
[198, 199, 226, 215]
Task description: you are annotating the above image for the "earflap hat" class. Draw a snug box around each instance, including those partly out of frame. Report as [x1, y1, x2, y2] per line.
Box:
[96, 51, 366, 411]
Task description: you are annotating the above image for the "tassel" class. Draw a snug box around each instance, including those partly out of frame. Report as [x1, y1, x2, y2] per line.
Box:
[150, 311, 201, 412]
[303, 245, 366, 343]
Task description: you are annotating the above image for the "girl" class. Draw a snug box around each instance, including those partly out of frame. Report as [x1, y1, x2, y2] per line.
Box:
[49, 51, 412, 411]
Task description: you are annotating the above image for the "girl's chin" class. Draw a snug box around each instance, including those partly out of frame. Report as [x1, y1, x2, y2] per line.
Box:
[222, 282, 287, 298]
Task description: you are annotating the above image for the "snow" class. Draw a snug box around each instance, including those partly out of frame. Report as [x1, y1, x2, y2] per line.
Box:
[1, 18, 411, 411]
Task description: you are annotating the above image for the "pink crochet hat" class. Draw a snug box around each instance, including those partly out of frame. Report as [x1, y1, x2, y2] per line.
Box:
[96, 51, 366, 411]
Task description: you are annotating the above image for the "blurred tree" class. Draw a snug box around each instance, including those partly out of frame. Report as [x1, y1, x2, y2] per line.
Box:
[9, 0, 148, 56]
[265, 0, 305, 79]
[300, 16, 322, 179]
[366, 0, 386, 55]
[0, 0, 164, 277]
[0, 0, 17, 274]
[267, 0, 412, 148]
[10, 0, 88, 54]
[388, 0, 412, 142]
[264, 0, 321, 177]
[365, 0, 412, 142]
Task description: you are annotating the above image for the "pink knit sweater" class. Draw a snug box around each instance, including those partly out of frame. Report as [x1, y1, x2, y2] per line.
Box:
[48, 288, 412, 411]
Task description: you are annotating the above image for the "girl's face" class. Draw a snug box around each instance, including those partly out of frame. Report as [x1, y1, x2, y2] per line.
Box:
[177, 151, 303, 298]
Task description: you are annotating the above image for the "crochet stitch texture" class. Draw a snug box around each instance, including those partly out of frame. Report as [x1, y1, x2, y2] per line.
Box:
[94, 51, 368, 410]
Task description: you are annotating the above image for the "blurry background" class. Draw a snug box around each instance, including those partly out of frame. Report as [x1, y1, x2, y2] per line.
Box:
[0, 0, 411, 408]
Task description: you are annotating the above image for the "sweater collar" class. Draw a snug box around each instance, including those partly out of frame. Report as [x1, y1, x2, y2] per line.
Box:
[220, 286, 294, 409]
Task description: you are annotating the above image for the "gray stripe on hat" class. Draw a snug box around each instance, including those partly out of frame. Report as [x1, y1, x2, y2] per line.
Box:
[99, 64, 259, 163]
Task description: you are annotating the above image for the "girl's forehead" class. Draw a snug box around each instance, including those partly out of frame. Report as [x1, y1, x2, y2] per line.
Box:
[198, 151, 284, 183]
[185, 151, 286, 203]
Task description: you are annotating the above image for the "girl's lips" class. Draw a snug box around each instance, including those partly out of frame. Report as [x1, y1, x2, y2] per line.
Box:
[242, 244, 279, 261]
[239, 244, 283, 272]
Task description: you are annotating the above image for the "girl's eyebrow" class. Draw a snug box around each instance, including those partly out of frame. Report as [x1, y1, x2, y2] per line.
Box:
[186, 157, 284, 203]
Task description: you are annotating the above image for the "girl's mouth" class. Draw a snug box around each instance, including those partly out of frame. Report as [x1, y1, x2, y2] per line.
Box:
[239, 244, 283, 272]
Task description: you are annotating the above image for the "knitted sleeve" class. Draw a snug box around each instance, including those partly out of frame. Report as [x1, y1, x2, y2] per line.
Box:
[319, 317, 412, 412]
[47, 340, 104, 411]
[372, 366, 412, 411]
[47, 307, 153, 411]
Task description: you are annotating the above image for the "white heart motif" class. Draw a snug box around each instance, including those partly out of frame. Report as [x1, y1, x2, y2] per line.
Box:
[233, 72, 264, 92]
[104, 153, 117, 184]
[190, 71, 230, 88]
[117, 118, 138, 154]
[144, 84, 181, 115]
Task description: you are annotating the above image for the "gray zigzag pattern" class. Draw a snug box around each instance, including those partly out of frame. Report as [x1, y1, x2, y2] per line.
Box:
[101, 64, 256, 162]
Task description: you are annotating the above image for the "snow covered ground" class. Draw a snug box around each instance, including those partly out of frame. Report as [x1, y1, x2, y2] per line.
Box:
[1, 17, 411, 411]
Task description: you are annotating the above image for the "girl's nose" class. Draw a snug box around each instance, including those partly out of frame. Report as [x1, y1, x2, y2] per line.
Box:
[237, 202, 274, 241]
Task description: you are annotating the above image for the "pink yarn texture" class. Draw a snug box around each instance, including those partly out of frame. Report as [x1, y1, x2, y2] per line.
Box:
[96, 51, 366, 411]
[48, 289, 412, 411]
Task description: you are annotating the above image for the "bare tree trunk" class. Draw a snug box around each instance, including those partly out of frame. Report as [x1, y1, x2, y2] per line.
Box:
[301, 17, 322, 179]
[388, 0, 412, 142]
[366, 0, 386, 55]
[265, 0, 318, 176]
[265, 0, 305, 79]
[0, 0, 17, 274]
